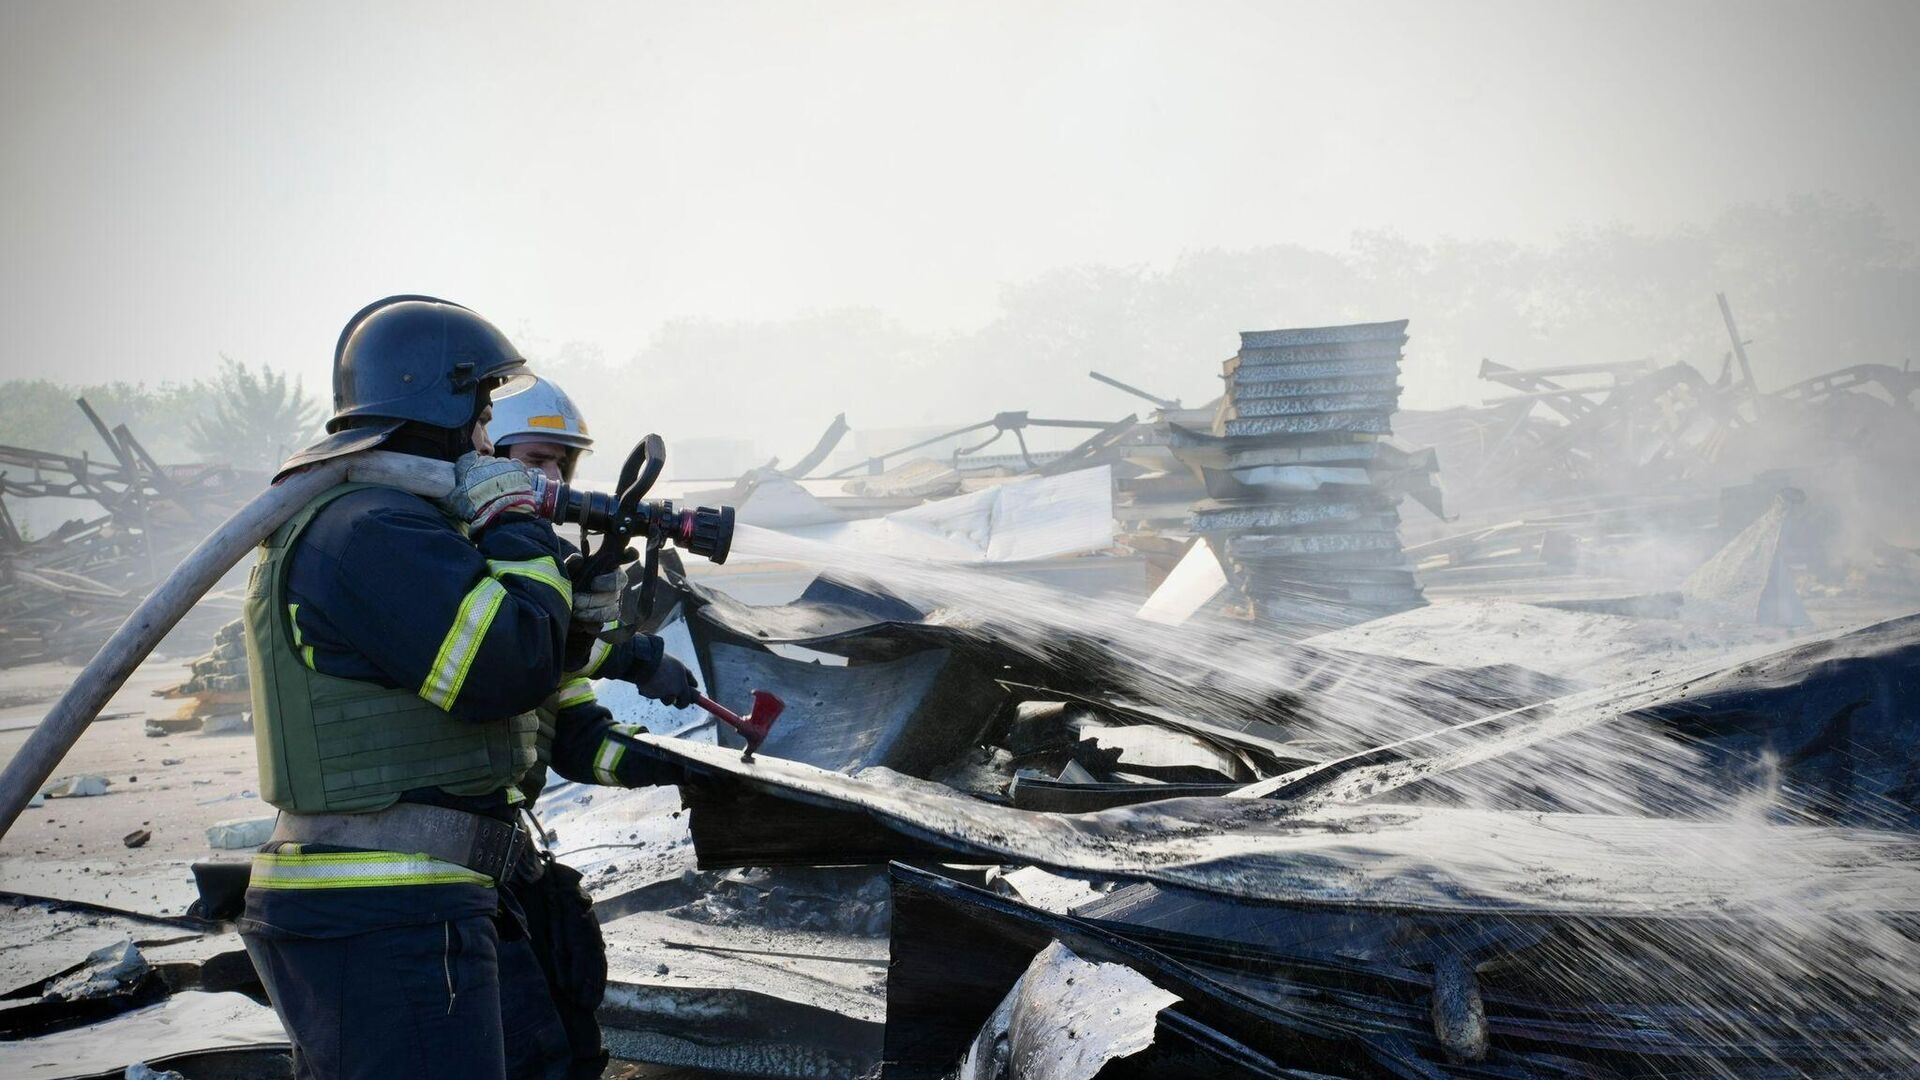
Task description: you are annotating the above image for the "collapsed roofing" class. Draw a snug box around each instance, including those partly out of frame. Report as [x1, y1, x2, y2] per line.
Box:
[0, 399, 257, 669]
[3, 314, 1919, 1078]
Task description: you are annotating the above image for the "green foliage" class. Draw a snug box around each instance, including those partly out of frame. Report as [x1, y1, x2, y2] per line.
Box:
[0, 359, 319, 471]
[0, 379, 207, 462]
[185, 356, 324, 470]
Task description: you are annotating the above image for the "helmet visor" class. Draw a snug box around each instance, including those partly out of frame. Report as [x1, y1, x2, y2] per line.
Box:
[490, 372, 536, 398]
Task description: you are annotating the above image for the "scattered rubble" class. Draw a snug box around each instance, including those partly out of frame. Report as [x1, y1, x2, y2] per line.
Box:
[44, 940, 149, 1002]
[149, 618, 251, 736]
[4, 309, 1918, 1078]
[204, 817, 273, 851]
[41, 775, 109, 799]
[0, 400, 257, 668]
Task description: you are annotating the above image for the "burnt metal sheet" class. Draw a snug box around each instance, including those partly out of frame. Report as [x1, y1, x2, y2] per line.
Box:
[1239, 321, 1410, 349]
[1231, 375, 1402, 399]
[993, 685, 1320, 773]
[1231, 566, 1420, 589]
[1230, 393, 1400, 418]
[0, 990, 289, 1080]
[1231, 354, 1403, 380]
[678, 571, 964, 662]
[1190, 498, 1388, 532]
[1246, 616, 1920, 819]
[1164, 422, 1376, 464]
[1067, 876, 1920, 1076]
[599, 907, 885, 1078]
[1636, 612, 1920, 825]
[886, 865, 1850, 1080]
[1070, 721, 1256, 783]
[780, 412, 852, 479]
[708, 643, 1006, 778]
[638, 734, 1920, 916]
[955, 940, 1179, 1080]
[1008, 777, 1239, 812]
[1225, 442, 1382, 468]
[1220, 532, 1405, 558]
[1223, 543, 1410, 567]
[884, 865, 1323, 1080]
[1224, 413, 1395, 438]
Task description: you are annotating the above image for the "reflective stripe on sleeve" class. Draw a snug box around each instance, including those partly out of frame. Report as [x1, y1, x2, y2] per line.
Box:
[556, 677, 595, 710]
[591, 725, 644, 784]
[250, 848, 493, 890]
[288, 603, 316, 669]
[486, 555, 573, 606]
[570, 637, 613, 680]
[420, 578, 508, 710]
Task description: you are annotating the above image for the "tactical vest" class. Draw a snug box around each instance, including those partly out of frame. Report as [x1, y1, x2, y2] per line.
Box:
[246, 482, 540, 813]
[517, 703, 560, 804]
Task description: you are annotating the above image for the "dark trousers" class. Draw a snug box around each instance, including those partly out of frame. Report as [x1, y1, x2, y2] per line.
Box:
[244, 917, 572, 1080]
[507, 863, 609, 1079]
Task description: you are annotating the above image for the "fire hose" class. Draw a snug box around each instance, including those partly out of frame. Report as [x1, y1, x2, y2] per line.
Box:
[0, 439, 755, 839]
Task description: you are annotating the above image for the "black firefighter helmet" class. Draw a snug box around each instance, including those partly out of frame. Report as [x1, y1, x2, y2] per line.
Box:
[277, 295, 531, 475]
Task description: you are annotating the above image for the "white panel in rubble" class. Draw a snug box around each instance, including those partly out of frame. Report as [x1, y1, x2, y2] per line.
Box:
[1136, 539, 1227, 625]
[957, 941, 1179, 1080]
[732, 475, 852, 528]
[0, 991, 285, 1079]
[788, 466, 1115, 563]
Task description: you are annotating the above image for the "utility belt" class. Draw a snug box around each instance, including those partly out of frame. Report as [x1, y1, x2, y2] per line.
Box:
[269, 802, 535, 883]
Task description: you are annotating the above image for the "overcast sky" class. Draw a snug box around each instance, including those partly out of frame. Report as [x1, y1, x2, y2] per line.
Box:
[3, 0, 1915, 404]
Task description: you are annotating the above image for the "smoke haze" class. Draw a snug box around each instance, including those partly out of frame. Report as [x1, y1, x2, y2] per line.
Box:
[3, 0, 1916, 468]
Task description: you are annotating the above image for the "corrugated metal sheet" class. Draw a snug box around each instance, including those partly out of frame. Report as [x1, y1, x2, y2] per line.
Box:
[1176, 320, 1431, 627]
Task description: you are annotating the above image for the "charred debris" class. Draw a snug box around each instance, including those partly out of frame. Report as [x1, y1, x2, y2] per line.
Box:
[4, 309, 1920, 1078]
[0, 399, 258, 669]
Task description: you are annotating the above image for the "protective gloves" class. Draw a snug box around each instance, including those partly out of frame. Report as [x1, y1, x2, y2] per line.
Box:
[443, 452, 539, 529]
[562, 547, 637, 636]
[635, 654, 699, 709]
[571, 570, 623, 626]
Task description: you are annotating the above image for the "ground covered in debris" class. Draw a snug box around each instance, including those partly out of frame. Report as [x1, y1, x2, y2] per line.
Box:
[4, 319, 1920, 1078]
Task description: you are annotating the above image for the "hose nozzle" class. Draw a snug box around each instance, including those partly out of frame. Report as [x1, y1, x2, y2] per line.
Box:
[526, 474, 736, 565]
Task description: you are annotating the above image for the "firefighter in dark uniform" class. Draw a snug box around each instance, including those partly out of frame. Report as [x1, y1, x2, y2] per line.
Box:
[479, 375, 696, 1078]
[238, 296, 697, 1080]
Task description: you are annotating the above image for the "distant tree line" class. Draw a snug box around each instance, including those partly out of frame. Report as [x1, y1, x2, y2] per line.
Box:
[6, 195, 1910, 474]
[0, 357, 321, 471]
[563, 193, 1920, 463]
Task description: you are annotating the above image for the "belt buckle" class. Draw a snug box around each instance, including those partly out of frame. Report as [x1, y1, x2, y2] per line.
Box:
[499, 820, 528, 881]
[466, 816, 527, 882]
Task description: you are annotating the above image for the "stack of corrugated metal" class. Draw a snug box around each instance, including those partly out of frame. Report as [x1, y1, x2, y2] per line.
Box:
[1187, 319, 1430, 628]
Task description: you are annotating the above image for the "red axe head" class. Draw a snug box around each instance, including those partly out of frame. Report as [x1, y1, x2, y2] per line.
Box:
[696, 689, 785, 761]
[734, 689, 783, 760]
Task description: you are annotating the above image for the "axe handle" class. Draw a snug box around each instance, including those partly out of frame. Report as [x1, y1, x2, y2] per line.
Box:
[0, 451, 454, 838]
[694, 693, 746, 730]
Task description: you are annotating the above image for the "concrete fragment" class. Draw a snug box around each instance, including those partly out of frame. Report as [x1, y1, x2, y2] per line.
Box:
[206, 816, 275, 850]
[44, 940, 147, 1001]
[1431, 953, 1489, 1062]
[958, 941, 1178, 1080]
[42, 775, 110, 798]
[1681, 492, 1811, 627]
[122, 828, 151, 849]
[200, 712, 251, 734]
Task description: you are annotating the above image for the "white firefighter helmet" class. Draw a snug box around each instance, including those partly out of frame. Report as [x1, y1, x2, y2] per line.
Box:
[488, 375, 593, 453]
